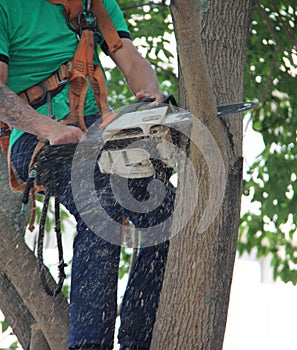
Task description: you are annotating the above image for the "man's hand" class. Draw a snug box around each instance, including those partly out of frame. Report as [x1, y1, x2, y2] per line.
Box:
[136, 90, 165, 105]
[45, 123, 85, 145]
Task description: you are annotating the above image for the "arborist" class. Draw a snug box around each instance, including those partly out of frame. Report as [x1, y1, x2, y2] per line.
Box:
[0, 1, 175, 349]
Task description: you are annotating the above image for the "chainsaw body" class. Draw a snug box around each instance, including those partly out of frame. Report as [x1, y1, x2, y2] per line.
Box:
[98, 106, 191, 178]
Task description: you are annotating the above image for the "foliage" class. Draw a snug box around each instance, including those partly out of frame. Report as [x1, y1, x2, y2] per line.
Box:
[104, 0, 177, 108]
[0, 319, 18, 350]
[239, 0, 297, 283]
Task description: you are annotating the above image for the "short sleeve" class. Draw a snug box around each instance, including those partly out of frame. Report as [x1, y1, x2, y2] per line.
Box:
[102, 0, 130, 34]
[99, 0, 130, 54]
[0, 3, 9, 62]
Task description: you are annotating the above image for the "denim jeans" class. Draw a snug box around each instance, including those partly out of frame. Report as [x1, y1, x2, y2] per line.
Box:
[11, 115, 175, 349]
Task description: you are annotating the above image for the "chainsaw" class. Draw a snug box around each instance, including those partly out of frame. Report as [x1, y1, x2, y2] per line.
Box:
[36, 96, 256, 181]
[97, 96, 256, 179]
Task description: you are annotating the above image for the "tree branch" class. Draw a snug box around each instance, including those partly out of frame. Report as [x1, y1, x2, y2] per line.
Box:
[256, 1, 279, 46]
[0, 270, 35, 350]
[0, 149, 69, 350]
[270, 0, 297, 46]
[121, 1, 169, 12]
[0, 212, 70, 350]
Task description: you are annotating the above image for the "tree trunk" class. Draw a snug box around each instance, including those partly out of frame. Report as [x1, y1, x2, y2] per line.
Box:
[0, 151, 69, 350]
[151, 1, 255, 349]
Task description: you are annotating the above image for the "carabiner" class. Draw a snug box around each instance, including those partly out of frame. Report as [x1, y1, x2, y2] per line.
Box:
[77, 9, 97, 36]
[86, 0, 92, 13]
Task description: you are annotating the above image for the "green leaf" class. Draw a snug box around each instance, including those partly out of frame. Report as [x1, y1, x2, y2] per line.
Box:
[1, 319, 9, 333]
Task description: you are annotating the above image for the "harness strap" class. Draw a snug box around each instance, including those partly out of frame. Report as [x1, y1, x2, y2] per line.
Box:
[67, 29, 105, 132]
[48, 0, 82, 31]
[48, 0, 122, 54]
[47, 0, 123, 126]
[91, 0, 123, 54]
[8, 141, 44, 232]
[18, 62, 72, 109]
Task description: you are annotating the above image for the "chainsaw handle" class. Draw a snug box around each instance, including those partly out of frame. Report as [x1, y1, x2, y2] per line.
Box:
[137, 94, 179, 106]
[136, 97, 155, 103]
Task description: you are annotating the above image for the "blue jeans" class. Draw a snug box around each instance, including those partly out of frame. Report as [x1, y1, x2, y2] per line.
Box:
[11, 115, 175, 349]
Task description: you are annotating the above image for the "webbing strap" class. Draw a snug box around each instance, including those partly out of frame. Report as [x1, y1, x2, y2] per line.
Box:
[68, 29, 109, 131]
[47, 0, 123, 54]
[18, 62, 72, 108]
[47, 0, 123, 127]
[48, 0, 82, 29]
[91, 0, 123, 53]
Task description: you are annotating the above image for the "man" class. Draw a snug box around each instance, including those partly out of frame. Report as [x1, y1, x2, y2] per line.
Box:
[0, 1, 175, 349]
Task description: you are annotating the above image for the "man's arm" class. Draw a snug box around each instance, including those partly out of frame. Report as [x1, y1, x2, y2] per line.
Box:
[109, 38, 165, 103]
[0, 62, 84, 145]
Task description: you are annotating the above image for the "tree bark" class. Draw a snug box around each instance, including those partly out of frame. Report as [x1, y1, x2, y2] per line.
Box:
[29, 324, 51, 350]
[0, 211, 70, 350]
[0, 270, 35, 350]
[151, 1, 255, 349]
[0, 151, 69, 350]
[0, 150, 36, 349]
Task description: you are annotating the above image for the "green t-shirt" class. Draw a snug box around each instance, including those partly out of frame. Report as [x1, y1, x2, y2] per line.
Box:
[0, 0, 129, 146]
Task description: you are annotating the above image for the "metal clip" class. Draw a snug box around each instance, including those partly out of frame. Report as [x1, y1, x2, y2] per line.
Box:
[46, 92, 57, 121]
[86, 0, 92, 13]
[55, 71, 69, 87]
[77, 9, 97, 36]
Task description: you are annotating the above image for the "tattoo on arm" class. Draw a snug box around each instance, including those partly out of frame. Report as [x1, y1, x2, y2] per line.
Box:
[0, 84, 45, 133]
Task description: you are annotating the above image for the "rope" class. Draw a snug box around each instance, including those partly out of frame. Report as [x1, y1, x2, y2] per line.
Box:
[36, 165, 67, 297]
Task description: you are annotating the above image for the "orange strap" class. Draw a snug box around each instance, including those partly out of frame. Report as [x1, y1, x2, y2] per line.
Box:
[47, 0, 123, 54]
[18, 62, 72, 107]
[67, 29, 109, 131]
[8, 143, 44, 232]
[8, 140, 45, 193]
[48, 0, 82, 30]
[47, 0, 123, 126]
[0, 135, 9, 152]
[0, 121, 10, 152]
[91, 0, 123, 54]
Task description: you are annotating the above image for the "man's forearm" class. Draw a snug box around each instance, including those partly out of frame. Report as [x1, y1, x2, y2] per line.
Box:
[110, 39, 164, 102]
[0, 83, 53, 138]
[0, 83, 84, 145]
[125, 57, 160, 97]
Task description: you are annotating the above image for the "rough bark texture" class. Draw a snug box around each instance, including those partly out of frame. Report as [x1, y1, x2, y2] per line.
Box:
[0, 270, 35, 350]
[0, 150, 69, 350]
[29, 324, 51, 350]
[0, 150, 36, 349]
[151, 1, 255, 349]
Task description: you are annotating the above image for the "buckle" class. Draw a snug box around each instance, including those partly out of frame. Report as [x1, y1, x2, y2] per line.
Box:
[55, 71, 69, 86]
